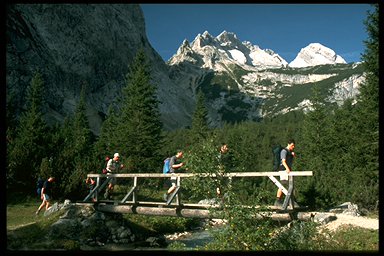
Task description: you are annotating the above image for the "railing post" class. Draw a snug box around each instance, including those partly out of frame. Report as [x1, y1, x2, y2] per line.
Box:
[282, 175, 295, 210]
[176, 176, 181, 206]
[133, 176, 137, 203]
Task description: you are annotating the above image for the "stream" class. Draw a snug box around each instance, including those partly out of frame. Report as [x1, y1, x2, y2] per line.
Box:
[164, 228, 216, 249]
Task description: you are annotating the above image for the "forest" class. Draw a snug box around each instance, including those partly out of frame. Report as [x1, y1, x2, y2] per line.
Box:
[6, 5, 378, 216]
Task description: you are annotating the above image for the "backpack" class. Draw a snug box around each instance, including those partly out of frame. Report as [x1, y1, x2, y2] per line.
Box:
[272, 145, 287, 171]
[162, 157, 171, 174]
[102, 156, 110, 174]
[36, 178, 44, 189]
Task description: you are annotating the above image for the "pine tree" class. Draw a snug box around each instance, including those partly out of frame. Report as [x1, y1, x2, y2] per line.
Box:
[117, 48, 163, 173]
[190, 89, 210, 142]
[299, 86, 334, 208]
[63, 82, 94, 195]
[48, 83, 94, 198]
[7, 71, 49, 192]
[92, 105, 120, 165]
[348, 4, 379, 209]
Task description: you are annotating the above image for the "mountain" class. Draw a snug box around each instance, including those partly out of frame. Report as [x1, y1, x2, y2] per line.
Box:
[289, 43, 347, 68]
[6, 5, 365, 134]
[6, 4, 193, 133]
[169, 31, 288, 69]
[167, 31, 364, 125]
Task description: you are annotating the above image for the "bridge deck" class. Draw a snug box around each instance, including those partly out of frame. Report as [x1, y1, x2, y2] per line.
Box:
[83, 171, 312, 218]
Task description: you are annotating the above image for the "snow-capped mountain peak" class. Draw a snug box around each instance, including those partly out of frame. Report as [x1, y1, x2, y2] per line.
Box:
[169, 30, 288, 69]
[289, 43, 346, 68]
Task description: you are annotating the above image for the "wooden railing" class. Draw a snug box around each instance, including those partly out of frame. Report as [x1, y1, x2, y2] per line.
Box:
[84, 171, 312, 212]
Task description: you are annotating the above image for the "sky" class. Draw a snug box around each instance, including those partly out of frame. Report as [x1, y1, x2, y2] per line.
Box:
[141, 4, 374, 64]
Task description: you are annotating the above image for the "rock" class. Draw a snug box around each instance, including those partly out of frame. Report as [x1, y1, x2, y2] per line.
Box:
[313, 212, 337, 225]
[49, 218, 81, 239]
[329, 202, 361, 216]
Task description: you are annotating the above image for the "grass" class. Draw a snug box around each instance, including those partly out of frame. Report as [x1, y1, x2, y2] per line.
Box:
[329, 225, 379, 251]
[7, 197, 379, 251]
[7, 196, 42, 230]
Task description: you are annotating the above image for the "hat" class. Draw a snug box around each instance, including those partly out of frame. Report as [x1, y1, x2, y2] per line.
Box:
[114, 153, 120, 158]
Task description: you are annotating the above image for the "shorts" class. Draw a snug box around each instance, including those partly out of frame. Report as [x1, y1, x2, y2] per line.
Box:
[164, 176, 177, 188]
[43, 194, 51, 201]
[106, 173, 117, 185]
[170, 176, 177, 186]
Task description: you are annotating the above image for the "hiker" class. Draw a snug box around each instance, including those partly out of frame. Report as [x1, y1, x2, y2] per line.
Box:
[274, 139, 296, 207]
[216, 143, 230, 196]
[85, 176, 96, 202]
[163, 149, 185, 202]
[36, 177, 44, 198]
[104, 153, 124, 199]
[35, 176, 55, 215]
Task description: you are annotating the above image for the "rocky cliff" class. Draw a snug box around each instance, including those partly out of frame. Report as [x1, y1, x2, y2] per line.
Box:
[6, 4, 192, 134]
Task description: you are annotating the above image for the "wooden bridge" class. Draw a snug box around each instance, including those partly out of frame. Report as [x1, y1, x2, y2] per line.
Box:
[83, 171, 312, 221]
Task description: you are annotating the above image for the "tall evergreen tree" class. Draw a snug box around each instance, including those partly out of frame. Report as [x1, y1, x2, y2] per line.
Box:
[349, 4, 379, 209]
[298, 86, 334, 209]
[92, 105, 120, 165]
[116, 49, 163, 173]
[7, 71, 49, 193]
[63, 82, 94, 196]
[47, 83, 94, 198]
[190, 89, 210, 142]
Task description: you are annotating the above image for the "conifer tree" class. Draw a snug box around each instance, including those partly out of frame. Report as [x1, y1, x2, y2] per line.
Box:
[190, 89, 210, 142]
[298, 86, 334, 208]
[63, 82, 94, 195]
[117, 48, 163, 173]
[92, 105, 120, 165]
[356, 4, 379, 171]
[48, 83, 94, 197]
[7, 71, 49, 192]
[348, 4, 379, 209]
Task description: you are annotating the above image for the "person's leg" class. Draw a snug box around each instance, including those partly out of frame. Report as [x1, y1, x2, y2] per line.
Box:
[275, 179, 287, 206]
[167, 184, 176, 194]
[36, 199, 46, 214]
[105, 178, 115, 199]
[276, 188, 282, 198]
[164, 179, 177, 201]
[45, 200, 51, 210]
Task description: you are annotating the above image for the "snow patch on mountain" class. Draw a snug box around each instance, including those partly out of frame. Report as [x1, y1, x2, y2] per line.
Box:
[289, 43, 346, 68]
[228, 49, 247, 64]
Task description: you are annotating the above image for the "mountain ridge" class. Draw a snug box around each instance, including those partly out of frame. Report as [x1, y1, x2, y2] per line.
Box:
[167, 30, 364, 126]
[6, 5, 364, 134]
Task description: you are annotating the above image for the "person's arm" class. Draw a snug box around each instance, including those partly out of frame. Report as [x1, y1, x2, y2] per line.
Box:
[172, 162, 184, 169]
[41, 186, 46, 199]
[282, 158, 291, 173]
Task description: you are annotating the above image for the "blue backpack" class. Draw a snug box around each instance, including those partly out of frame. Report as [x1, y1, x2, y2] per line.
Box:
[163, 157, 171, 174]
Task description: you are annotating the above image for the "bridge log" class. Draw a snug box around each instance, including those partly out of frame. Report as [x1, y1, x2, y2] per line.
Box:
[96, 204, 219, 219]
[95, 204, 314, 221]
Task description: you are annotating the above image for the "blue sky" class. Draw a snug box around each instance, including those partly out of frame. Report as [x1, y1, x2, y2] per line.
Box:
[141, 4, 374, 64]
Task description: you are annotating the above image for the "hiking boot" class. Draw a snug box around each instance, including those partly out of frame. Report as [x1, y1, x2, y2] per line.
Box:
[163, 193, 169, 202]
[104, 191, 109, 200]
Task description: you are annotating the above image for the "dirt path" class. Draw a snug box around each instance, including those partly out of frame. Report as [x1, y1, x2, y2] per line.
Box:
[322, 213, 379, 231]
[7, 221, 37, 231]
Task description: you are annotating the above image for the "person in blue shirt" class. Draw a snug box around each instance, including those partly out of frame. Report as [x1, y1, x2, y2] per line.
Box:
[163, 149, 185, 201]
